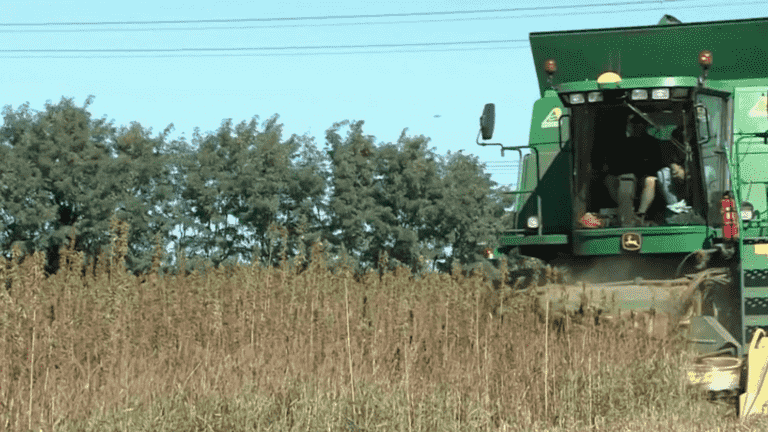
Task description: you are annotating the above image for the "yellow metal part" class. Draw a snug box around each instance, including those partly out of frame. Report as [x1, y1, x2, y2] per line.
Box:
[597, 71, 621, 84]
[740, 329, 768, 417]
[685, 356, 742, 391]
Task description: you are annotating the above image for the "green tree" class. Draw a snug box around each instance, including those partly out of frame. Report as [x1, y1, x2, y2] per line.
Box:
[110, 122, 178, 273]
[326, 120, 387, 270]
[0, 97, 179, 274]
[181, 115, 326, 267]
[0, 97, 120, 273]
[434, 151, 505, 272]
[182, 118, 257, 266]
[372, 130, 443, 272]
[281, 133, 328, 255]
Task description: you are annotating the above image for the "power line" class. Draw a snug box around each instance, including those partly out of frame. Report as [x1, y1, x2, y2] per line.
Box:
[0, 1, 693, 33]
[0, 1, 675, 27]
[0, 1, 760, 59]
[0, 39, 527, 54]
[0, 45, 530, 59]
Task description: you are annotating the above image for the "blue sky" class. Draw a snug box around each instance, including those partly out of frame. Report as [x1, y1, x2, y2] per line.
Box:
[1, 1, 764, 188]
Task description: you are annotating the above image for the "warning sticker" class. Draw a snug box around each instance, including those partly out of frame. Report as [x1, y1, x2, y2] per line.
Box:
[749, 95, 767, 117]
[541, 107, 562, 128]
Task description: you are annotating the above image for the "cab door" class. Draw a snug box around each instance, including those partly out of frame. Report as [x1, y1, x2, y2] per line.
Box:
[695, 89, 732, 226]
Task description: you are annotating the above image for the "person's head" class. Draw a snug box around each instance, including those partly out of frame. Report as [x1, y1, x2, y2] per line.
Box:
[663, 149, 685, 178]
[670, 162, 685, 181]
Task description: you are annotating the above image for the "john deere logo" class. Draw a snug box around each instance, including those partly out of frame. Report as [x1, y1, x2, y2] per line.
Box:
[622, 232, 642, 251]
[541, 107, 562, 128]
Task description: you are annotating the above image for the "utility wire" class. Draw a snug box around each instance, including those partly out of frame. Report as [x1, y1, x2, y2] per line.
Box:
[0, 0, 760, 59]
[0, 39, 526, 54]
[0, 1, 677, 27]
[0, 45, 530, 59]
[0, 1, 694, 33]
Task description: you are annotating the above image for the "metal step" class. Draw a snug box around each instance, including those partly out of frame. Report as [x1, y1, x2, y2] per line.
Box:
[744, 269, 768, 287]
[742, 238, 768, 272]
[744, 295, 768, 315]
[744, 315, 768, 327]
[743, 238, 768, 349]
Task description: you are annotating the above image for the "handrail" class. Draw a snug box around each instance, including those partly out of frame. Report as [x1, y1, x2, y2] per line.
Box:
[558, 114, 570, 151]
[501, 146, 542, 236]
[479, 125, 571, 238]
[735, 130, 768, 145]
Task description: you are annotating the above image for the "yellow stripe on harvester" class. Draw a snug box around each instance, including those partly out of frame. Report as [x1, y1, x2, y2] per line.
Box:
[749, 95, 767, 118]
[741, 329, 768, 417]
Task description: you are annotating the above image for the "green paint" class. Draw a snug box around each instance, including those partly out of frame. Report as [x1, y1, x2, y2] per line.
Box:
[530, 17, 768, 97]
[488, 15, 768, 356]
[572, 226, 710, 255]
[499, 16, 768, 263]
[499, 234, 568, 247]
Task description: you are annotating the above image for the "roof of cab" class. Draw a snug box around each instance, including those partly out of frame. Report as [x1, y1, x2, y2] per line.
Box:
[530, 16, 768, 96]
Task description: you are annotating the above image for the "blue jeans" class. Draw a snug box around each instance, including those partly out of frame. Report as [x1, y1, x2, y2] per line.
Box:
[656, 166, 680, 206]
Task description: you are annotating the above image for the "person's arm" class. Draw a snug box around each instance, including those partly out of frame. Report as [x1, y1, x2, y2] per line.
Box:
[656, 166, 678, 205]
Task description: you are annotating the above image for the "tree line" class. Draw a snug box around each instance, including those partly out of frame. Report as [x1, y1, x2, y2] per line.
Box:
[0, 97, 514, 275]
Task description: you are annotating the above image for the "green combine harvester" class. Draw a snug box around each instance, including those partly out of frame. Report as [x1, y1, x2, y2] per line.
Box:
[477, 15, 768, 413]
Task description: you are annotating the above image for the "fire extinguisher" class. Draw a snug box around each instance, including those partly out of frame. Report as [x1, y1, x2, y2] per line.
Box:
[721, 192, 738, 239]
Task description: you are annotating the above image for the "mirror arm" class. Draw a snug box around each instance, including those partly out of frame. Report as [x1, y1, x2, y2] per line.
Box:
[476, 131, 506, 155]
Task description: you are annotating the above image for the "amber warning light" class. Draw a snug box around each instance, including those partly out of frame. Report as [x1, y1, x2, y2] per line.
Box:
[698, 50, 713, 69]
[544, 59, 557, 74]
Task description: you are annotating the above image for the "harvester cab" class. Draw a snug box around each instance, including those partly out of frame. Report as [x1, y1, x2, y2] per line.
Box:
[477, 16, 768, 414]
[563, 86, 732, 230]
[478, 82, 733, 261]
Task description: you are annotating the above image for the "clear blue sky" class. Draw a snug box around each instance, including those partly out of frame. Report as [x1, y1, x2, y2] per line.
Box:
[1, 1, 763, 187]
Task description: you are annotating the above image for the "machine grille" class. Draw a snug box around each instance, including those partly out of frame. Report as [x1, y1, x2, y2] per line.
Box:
[745, 297, 768, 315]
[745, 269, 768, 288]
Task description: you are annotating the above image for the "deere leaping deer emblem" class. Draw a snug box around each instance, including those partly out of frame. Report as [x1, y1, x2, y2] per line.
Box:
[621, 232, 642, 251]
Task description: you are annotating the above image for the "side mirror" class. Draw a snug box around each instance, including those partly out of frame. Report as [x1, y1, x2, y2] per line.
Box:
[480, 103, 496, 140]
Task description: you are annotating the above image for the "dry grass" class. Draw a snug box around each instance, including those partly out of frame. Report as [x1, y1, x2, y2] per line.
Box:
[1, 240, 767, 432]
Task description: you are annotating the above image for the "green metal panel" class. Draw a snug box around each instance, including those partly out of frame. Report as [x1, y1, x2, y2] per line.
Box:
[528, 90, 567, 145]
[515, 143, 572, 233]
[499, 234, 569, 247]
[530, 17, 768, 97]
[735, 87, 768, 133]
[743, 243, 768, 270]
[572, 226, 710, 255]
[512, 92, 573, 234]
[733, 88, 768, 238]
[731, 86, 768, 347]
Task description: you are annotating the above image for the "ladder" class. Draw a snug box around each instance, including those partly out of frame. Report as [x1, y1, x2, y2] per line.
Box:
[742, 238, 768, 349]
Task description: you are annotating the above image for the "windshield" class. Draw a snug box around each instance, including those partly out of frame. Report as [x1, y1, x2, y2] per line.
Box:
[570, 97, 707, 228]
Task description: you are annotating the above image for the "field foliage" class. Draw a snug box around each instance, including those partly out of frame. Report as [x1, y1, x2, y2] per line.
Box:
[1, 239, 766, 432]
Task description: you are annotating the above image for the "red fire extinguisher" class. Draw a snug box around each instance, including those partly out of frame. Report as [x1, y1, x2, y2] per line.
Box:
[721, 192, 738, 239]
